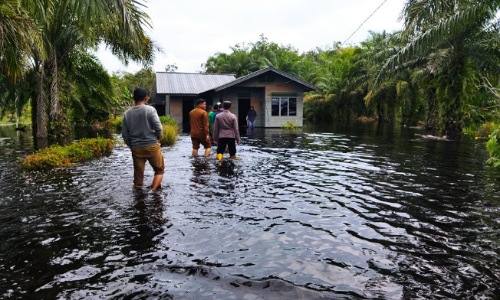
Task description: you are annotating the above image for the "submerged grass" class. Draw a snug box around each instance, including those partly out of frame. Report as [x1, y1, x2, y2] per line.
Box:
[19, 114, 178, 171]
[20, 137, 114, 170]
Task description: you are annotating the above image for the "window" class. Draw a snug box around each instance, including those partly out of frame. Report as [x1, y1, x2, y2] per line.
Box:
[271, 97, 297, 116]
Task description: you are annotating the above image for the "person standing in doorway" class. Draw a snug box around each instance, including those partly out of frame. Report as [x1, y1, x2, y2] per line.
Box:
[122, 87, 165, 190]
[246, 106, 257, 129]
[189, 98, 211, 157]
[213, 101, 241, 159]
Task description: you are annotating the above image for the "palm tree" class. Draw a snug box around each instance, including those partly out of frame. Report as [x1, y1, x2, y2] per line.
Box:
[362, 31, 425, 125]
[249, 35, 300, 75]
[66, 51, 117, 124]
[17, 0, 156, 140]
[204, 45, 255, 77]
[380, 0, 500, 138]
[203, 35, 302, 77]
[0, 0, 39, 124]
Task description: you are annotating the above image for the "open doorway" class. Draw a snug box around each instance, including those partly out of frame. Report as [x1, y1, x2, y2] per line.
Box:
[238, 98, 251, 127]
[182, 99, 195, 132]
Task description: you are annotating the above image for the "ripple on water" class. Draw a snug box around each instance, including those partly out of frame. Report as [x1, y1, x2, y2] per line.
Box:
[0, 130, 499, 299]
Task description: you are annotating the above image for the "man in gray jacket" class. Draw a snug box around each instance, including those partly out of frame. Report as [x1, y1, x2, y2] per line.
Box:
[122, 88, 164, 190]
[213, 101, 241, 159]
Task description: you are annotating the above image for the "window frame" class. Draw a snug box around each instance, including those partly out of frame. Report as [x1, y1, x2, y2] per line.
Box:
[271, 97, 297, 117]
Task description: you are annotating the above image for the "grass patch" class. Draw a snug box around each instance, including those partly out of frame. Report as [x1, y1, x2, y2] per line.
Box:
[282, 120, 299, 130]
[160, 123, 178, 146]
[20, 137, 114, 170]
[159, 115, 177, 127]
[159, 116, 179, 146]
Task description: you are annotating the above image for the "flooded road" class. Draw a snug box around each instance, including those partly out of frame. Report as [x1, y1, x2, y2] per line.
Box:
[0, 124, 499, 299]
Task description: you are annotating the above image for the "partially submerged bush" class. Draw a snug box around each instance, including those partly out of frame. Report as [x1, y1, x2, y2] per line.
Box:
[21, 137, 114, 170]
[159, 116, 179, 146]
[108, 116, 123, 131]
[159, 115, 177, 127]
[282, 120, 299, 130]
[160, 124, 178, 146]
[478, 122, 497, 139]
[106, 114, 179, 146]
[486, 128, 500, 168]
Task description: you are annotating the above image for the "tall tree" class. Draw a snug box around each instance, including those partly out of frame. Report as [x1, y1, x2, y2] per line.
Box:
[203, 35, 301, 77]
[17, 0, 156, 140]
[0, 0, 39, 122]
[380, 0, 500, 138]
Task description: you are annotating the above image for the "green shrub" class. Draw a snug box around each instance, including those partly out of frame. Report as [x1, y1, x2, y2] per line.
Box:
[106, 114, 178, 146]
[464, 122, 498, 140]
[477, 122, 497, 139]
[160, 124, 178, 146]
[282, 120, 299, 130]
[158, 116, 178, 146]
[21, 147, 72, 170]
[486, 128, 500, 168]
[159, 115, 177, 126]
[20, 137, 115, 170]
[108, 115, 175, 133]
[109, 116, 123, 131]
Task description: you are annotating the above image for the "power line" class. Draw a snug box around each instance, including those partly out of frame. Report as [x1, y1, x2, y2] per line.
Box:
[342, 0, 389, 45]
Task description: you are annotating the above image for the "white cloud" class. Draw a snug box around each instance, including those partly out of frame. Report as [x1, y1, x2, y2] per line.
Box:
[97, 0, 405, 73]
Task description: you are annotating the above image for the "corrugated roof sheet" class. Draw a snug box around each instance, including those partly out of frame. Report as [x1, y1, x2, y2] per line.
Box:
[156, 72, 236, 95]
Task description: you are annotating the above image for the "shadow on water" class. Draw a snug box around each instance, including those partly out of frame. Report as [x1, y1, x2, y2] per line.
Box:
[1, 123, 499, 299]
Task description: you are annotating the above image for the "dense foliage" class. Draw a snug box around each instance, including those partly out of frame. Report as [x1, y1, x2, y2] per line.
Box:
[2, 0, 499, 162]
[0, 0, 156, 140]
[202, 2, 500, 139]
[109, 115, 178, 146]
[486, 126, 500, 168]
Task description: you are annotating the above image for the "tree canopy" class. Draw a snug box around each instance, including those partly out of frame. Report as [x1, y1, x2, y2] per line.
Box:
[1, 0, 499, 141]
[0, 0, 157, 141]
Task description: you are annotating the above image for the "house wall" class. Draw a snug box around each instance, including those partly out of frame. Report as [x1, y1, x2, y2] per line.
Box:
[231, 75, 305, 127]
[252, 88, 265, 128]
[265, 91, 304, 128]
[169, 96, 184, 124]
[157, 72, 310, 128]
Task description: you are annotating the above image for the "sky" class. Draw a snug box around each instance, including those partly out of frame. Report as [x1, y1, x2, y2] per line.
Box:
[96, 0, 406, 74]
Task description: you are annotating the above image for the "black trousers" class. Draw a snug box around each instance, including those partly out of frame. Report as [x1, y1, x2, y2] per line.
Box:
[216, 138, 236, 156]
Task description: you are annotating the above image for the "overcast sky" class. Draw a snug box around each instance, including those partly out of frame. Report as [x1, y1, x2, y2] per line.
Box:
[96, 0, 406, 73]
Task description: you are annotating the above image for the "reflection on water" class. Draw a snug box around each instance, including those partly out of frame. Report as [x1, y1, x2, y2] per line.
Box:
[0, 124, 499, 299]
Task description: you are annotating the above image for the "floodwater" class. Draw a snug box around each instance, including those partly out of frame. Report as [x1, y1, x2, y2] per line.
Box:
[0, 123, 499, 299]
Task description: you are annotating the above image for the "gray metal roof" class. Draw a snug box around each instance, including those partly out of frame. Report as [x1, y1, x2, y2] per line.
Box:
[214, 66, 318, 92]
[156, 72, 236, 95]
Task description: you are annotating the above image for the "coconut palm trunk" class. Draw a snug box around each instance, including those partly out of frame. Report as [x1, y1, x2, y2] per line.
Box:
[35, 68, 48, 139]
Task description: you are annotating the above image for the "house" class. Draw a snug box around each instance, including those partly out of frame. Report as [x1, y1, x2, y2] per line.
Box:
[153, 67, 318, 130]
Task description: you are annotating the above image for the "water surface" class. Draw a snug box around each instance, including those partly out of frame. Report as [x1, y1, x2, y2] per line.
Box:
[0, 124, 499, 299]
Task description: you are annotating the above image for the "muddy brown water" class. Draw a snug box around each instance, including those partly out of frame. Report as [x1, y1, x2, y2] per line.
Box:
[0, 123, 499, 299]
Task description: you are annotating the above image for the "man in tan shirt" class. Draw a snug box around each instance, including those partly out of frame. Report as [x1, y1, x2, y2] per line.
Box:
[189, 98, 211, 157]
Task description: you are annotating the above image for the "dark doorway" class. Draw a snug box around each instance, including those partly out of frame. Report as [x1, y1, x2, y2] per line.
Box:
[238, 98, 251, 127]
[182, 99, 195, 132]
[153, 104, 165, 116]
